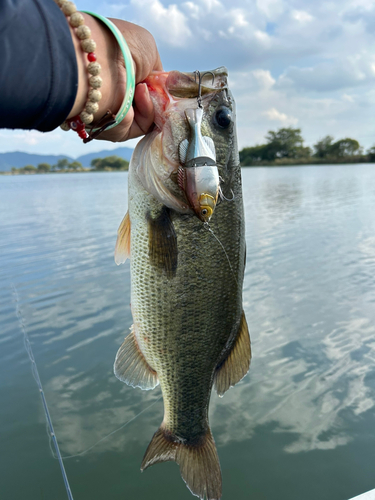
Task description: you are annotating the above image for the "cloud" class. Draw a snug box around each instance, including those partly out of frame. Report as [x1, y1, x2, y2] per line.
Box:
[131, 0, 192, 47]
[4, 0, 375, 156]
[230, 65, 375, 150]
[0, 128, 140, 157]
[263, 107, 298, 126]
[0, 130, 51, 146]
[291, 9, 314, 23]
[278, 54, 375, 92]
[256, 0, 285, 20]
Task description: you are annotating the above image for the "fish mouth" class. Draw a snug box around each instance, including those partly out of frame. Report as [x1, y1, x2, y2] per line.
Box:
[167, 67, 228, 98]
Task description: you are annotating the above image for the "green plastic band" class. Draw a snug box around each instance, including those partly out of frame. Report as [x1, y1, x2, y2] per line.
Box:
[82, 11, 136, 132]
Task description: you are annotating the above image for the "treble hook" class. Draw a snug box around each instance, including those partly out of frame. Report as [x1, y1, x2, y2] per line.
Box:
[194, 70, 215, 108]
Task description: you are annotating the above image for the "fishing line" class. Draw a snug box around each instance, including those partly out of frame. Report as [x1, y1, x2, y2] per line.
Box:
[56, 395, 162, 460]
[203, 223, 238, 286]
[12, 284, 74, 500]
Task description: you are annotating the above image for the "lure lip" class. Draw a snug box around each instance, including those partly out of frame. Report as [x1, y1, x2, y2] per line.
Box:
[197, 192, 217, 222]
[187, 166, 219, 222]
[178, 164, 220, 222]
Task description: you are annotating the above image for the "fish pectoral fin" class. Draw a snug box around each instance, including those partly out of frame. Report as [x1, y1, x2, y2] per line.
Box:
[214, 311, 251, 397]
[114, 211, 131, 265]
[147, 206, 178, 279]
[141, 426, 222, 500]
[114, 328, 159, 390]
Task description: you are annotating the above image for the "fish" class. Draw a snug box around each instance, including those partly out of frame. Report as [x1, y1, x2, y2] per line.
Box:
[114, 67, 251, 500]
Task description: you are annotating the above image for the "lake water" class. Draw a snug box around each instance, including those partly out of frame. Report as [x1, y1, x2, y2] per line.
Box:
[1, 166, 375, 500]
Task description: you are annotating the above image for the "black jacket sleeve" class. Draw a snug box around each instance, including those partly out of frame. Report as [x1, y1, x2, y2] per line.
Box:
[0, 0, 78, 132]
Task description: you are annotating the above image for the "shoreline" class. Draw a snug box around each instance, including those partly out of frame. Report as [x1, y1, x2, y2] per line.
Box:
[0, 168, 128, 175]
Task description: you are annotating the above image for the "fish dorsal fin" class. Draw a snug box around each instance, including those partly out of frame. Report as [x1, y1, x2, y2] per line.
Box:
[203, 136, 216, 161]
[147, 206, 178, 279]
[114, 211, 131, 265]
[214, 311, 251, 397]
[179, 139, 189, 165]
[114, 327, 159, 390]
[177, 166, 185, 191]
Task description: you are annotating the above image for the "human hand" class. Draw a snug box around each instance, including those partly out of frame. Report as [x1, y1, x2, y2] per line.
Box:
[67, 15, 163, 142]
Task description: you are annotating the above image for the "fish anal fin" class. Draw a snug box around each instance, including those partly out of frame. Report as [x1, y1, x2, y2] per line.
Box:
[214, 311, 251, 397]
[141, 426, 222, 500]
[115, 211, 131, 265]
[147, 206, 178, 279]
[114, 328, 159, 390]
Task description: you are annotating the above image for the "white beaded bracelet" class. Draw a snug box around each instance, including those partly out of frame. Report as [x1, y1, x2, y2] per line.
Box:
[55, 0, 103, 140]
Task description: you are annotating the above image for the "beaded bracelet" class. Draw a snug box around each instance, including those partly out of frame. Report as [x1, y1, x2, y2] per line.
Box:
[82, 12, 136, 134]
[55, 0, 102, 140]
[56, 2, 135, 142]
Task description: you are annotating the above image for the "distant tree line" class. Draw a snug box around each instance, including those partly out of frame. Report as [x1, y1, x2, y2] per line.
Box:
[11, 158, 84, 174]
[239, 128, 375, 166]
[90, 156, 128, 170]
[9, 155, 129, 174]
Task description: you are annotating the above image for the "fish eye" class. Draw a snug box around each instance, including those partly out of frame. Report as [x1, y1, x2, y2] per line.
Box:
[201, 209, 208, 215]
[213, 107, 232, 129]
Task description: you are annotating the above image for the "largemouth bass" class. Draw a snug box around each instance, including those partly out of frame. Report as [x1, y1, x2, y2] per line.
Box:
[114, 67, 251, 500]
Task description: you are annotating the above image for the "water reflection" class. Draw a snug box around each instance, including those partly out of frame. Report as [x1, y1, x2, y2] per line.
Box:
[211, 166, 375, 456]
[1, 167, 375, 499]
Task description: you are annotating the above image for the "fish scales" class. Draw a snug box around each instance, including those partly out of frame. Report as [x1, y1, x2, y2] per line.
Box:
[114, 67, 250, 500]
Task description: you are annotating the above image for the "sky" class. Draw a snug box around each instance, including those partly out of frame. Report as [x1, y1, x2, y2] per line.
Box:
[3, 0, 375, 157]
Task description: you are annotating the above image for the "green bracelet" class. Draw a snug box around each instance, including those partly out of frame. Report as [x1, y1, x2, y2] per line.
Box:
[82, 11, 136, 132]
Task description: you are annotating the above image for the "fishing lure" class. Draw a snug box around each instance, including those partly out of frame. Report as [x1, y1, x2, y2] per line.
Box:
[178, 71, 220, 222]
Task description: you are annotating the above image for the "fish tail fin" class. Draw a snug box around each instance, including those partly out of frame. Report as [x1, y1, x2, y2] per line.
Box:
[141, 426, 222, 500]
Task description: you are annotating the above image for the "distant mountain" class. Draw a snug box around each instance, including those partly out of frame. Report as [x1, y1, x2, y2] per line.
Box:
[0, 152, 73, 171]
[0, 146, 134, 171]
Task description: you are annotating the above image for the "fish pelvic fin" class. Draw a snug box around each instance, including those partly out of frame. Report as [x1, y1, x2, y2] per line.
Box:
[141, 426, 222, 500]
[214, 311, 251, 397]
[114, 328, 159, 390]
[114, 211, 131, 265]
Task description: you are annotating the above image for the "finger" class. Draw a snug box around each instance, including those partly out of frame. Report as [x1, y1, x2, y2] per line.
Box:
[94, 108, 134, 142]
[95, 83, 155, 142]
[154, 53, 163, 72]
[126, 83, 155, 140]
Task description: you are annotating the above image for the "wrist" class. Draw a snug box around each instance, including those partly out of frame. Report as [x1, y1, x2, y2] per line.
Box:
[67, 13, 125, 124]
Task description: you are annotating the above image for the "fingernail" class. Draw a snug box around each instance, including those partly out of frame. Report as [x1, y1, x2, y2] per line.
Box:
[143, 83, 151, 102]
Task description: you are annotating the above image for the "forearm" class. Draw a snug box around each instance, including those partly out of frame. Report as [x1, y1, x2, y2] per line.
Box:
[0, 0, 77, 131]
[0, 0, 163, 141]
